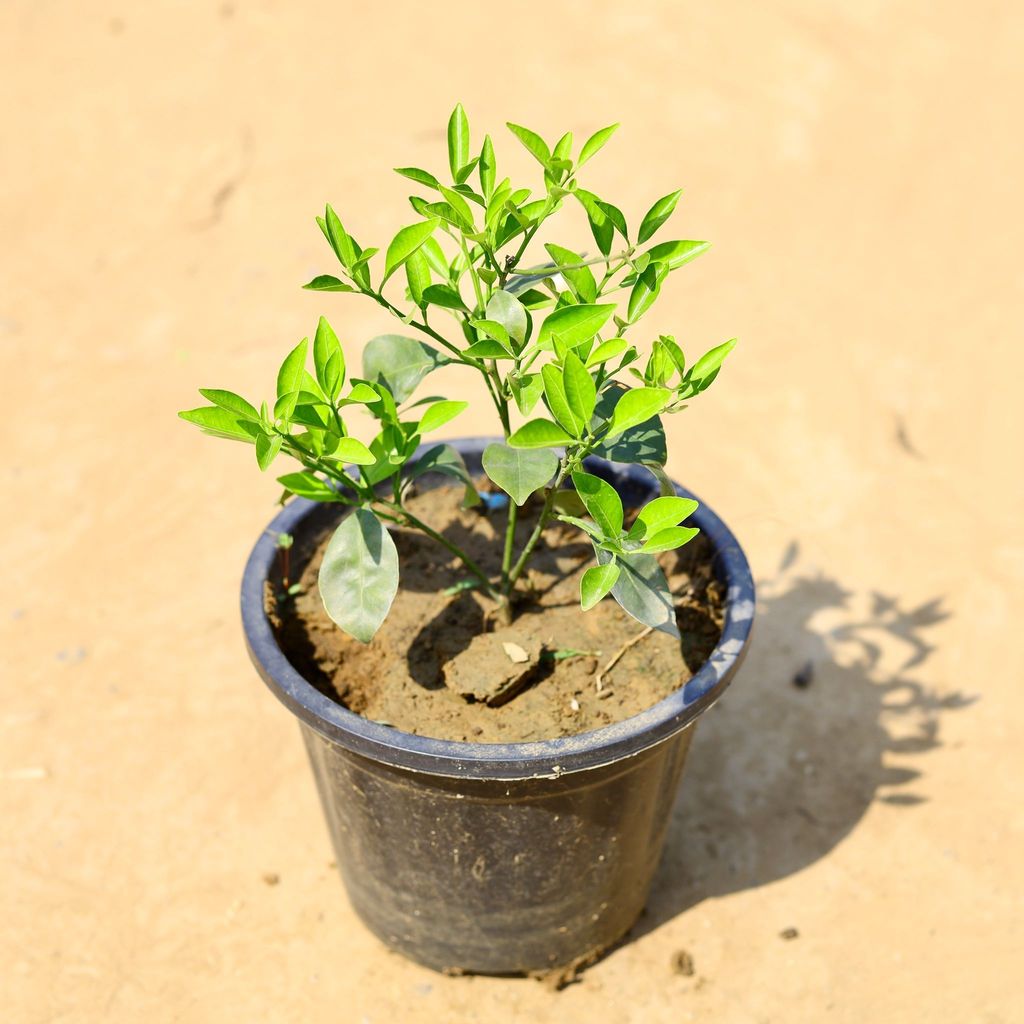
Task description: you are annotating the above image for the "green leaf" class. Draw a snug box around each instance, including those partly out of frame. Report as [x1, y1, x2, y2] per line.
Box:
[691, 338, 737, 381]
[586, 338, 629, 367]
[395, 166, 440, 190]
[470, 318, 512, 352]
[636, 525, 700, 553]
[580, 563, 620, 611]
[277, 471, 344, 502]
[482, 443, 558, 506]
[178, 406, 260, 443]
[596, 548, 679, 637]
[541, 363, 583, 436]
[465, 339, 515, 360]
[330, 436, 376, 465]
[590, 385, 667, 465]
[420, 236, 449, 278]
[578, 123, 619, 167]
[537, 303, 616, 351]
[324, 205, 357, 268]
[197, 389, 259, 422]
[275, 338, 308, 418]
[437, 184, 475, 230]
[627, 262, 668, 322]
[638, 189, 683, 244]
[485, 289, 529, 349]
[571, 471, 623, 539]
[403, 443, 480, 508]
[313, 316, 345, 399]
[479, 134, 496, 198]
[605, 387, 671, 439]
[421, 284, 468, 311]
[447, 103, 470, 179]
[510, 372, 544, 415]
[644, 239, 710, 271]
[418, 400, 468, 433]
[627, 496, 699, 540]
[405, 248, 430, 306]
[575, 189, 613, 256]
[383, 219, 438, 283]
[318, 509, 399, 643]
[255, 432, 283, 471]
[362, 335, 443, 404]
[508, 418, 573, 448]
[562, 352, 597, 424]
[506, 122, 550, 165]
[343, 382, 380, 405]
[302, 275, 356, 293]
[544, 243, 597, 303]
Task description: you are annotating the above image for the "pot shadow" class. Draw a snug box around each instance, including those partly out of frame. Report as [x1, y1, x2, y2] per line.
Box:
[635, 541, 973, 937]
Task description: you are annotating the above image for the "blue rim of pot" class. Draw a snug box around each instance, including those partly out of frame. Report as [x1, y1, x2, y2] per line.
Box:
[240, 438, 755, 781]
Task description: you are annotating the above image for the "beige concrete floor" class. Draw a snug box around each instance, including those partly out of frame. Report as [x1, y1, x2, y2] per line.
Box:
[3, 1, 1022, 1021]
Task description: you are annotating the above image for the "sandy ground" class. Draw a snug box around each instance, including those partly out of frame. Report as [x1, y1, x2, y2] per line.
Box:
[3, 1, 1023, 1021]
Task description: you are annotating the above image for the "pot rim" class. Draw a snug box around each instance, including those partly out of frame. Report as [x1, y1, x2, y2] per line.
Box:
[240, 437, 755, 780]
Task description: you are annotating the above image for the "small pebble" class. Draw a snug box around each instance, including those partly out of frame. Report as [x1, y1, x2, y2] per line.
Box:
[671, 949, 695, 976]
[569, 698, 580, 711]
[262, 872, 280, 886]
[780, 927, 799, 940]
[792, 661, 814, 689]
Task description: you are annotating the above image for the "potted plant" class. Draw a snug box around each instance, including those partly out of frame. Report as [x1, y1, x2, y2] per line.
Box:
[180, 105, 754, 981]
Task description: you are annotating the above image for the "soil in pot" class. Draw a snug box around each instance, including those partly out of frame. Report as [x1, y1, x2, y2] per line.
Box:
[266, 481, 724, 743]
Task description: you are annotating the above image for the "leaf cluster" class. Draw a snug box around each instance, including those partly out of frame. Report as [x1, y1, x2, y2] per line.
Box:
[180, 105, 737, 643]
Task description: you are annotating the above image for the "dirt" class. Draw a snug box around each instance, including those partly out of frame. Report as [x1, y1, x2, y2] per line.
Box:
[267, 481, 724, 743]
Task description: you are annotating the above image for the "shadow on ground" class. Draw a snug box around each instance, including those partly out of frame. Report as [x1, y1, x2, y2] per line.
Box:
[637, 541, 973, 935]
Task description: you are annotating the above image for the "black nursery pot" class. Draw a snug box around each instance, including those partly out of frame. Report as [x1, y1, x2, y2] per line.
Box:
[241, 438, 755, 975]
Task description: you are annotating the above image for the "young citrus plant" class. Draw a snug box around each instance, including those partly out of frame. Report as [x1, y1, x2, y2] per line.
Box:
[180, 105, 736, 642]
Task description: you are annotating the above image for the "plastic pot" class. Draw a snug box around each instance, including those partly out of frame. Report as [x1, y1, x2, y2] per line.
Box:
[241, 438, 754, 974]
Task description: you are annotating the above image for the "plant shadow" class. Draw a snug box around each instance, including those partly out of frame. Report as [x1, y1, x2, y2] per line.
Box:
[635, 541, 972, 936]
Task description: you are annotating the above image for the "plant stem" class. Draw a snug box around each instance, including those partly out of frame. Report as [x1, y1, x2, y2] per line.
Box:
[501, 502, 518, 584]
[380, 500, 499, 600]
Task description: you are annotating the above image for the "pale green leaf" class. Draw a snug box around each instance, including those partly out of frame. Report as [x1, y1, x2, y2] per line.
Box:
[383, 219, 439, 282]
[605, 387, 671, 439]
[447, 103, 470, 179]
[255, 432, 283, 471]
[537, 303, 616, 350]
[313, 316, 345, 398]
[571, 471, 624, 539]
[302, 275, 356, 293]
[562, 351, 597, 424]
[627, 496, 699, 540]
[277, 471, 344, 502]
[638, 189, 683, 244]
[578, 123, 619, 167]
[197, 389, 259, 422]
[541, 363, 583, 436]
[691, 338, 737, 380]
[482, 443, 558, 506]
[508, 418, 573, 448]
[636, 525, 700, 553]
[485, 289, 529, 348]
[580, 562, 620, 611]
[418, 400, 468, 434]
[178, 405, 260, 444]
[506, 122, 550, 165]
[596, 548, 679, 637]
[318, 509, 399, 643]
[362, 335, 442, 404]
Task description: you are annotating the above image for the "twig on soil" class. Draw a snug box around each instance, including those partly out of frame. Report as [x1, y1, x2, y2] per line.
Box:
[595, 626, 654, 692]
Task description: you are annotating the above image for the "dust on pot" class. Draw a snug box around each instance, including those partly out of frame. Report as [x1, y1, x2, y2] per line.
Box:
[242, 440, 754, 976]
